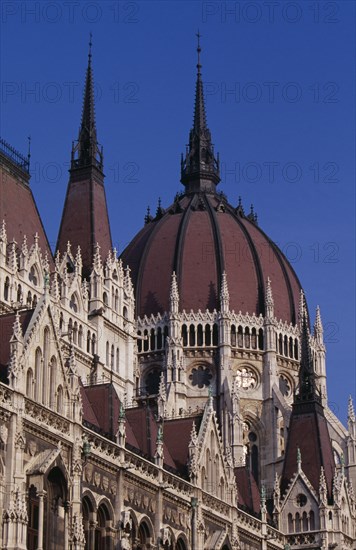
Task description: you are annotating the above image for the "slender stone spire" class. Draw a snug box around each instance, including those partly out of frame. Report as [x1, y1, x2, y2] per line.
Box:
[71, 33, 103, 170]
[265, 276, 274, 318]
[181, 33, 220, 193]
[296, 313, 319, 403]
[314, 305, 323, 343]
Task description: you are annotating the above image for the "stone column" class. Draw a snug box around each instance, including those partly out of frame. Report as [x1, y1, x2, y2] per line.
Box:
[37, 490, 46, 550]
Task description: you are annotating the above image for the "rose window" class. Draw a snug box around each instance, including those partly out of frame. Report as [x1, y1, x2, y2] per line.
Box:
[235, 368, 257, 390]
[279, 374, 292, 397]
[189, 366, 212, 388]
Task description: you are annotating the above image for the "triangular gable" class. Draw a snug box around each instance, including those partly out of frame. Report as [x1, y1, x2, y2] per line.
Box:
[194, 399, 234, 490]
[280, 470, 319, 513]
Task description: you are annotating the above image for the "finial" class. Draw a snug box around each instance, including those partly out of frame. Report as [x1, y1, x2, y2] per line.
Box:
[340, 453, 345, 476]
[196, 30, 202, 76]
[238, 196, 242, 207]
[348, 395, 355, 422]
[157, 424, 163, 443]
[297, 447, 302, 471]
[261, 484, 266, 504]
[88, 32, 93, 64]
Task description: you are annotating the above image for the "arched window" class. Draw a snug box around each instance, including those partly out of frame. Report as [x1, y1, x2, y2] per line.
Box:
[197, 324, 203, 346]
[189, 324, 195, 347]
[295, 512, 301, 532]
[106, 342, 110, 366]
[289, 337, 294, 358]
[82, 496, 94, 550]
[294, 338, 299, 359]
[27, 291, 32, 307]
[278, 333, 283, 355]
[87, 331, 91, 353]
[258, 328, 264, 350]
[73, 322, 78, 345]
[57, 386, 63, 414]
[220, 477, 225, 500]
[46, 467, 68, 549]
[157, 327, 163, 349]
[91, 334, 96, 355]
[244, 327, 250, 348]
[237, 326, 243, 347]
[116, 348, 119, 372]
[59, 312, 64, 331]
[4, 277, 9, 301]
[176, 537, 188, 550]
[35, 348, 42, 401]
[288, 513, 293, 533]
[284, 335, 288, 356]
[137, 521, 151, 549]
[32, 294, 37, 307]
[302, 511, 308, 531]
[27, 486, 39, 549]
[103, 292, 108, 306]
[123, 306, 128, 321]
[205, 324, 211, 346]
[114, 289, 119, 311]
[49, 356, 57, 408]
[231, 325, 236, 347]
[17, 284, 22, 303]
[251, 327, 257, 349]
[213, 324, 218, 346]
[95, 503, 112, 550]
[42, 327, 50, 405]
[150, 329, 155, 351]
[182, 325, 188, 347]
[78, 325, 83, 347]
[69, 293, 78, 313]
[164, 326, 169, 345]
[309, 510, 315, 530]
[26, 369, 34, 399]
[29, 265, 38, 286]
[110, 345, 114, 369]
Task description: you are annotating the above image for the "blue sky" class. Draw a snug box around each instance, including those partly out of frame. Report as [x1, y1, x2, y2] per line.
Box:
[1, 0, 355, 423]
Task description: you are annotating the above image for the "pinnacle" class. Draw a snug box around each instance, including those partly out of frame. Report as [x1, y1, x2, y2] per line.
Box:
[265, 277, 274, 306]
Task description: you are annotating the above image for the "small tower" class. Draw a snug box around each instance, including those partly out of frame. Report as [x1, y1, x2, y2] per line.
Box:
[56, 36, 112, 278]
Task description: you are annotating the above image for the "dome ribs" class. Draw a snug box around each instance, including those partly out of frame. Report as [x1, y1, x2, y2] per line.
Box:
[172, 195, 195, 287]
[226, 204, 265, 316]
[243, 218, 300, 325]
[204, 195, 225, 305]
[135, 213, 175, 317]
[122, 192, 303, 322]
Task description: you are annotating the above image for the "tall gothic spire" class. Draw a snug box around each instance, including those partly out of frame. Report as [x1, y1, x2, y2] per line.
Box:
[56, 37, 112, 278]
[180, 33, 220, 193]
[296, 313, 320, 403]
[71, 34, 103, 171]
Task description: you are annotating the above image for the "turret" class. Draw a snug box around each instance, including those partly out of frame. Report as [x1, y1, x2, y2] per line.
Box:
[56, 36, 112, 278]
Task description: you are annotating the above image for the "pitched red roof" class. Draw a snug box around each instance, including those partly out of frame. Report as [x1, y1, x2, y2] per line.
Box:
[281, 400, 335, 498]
[234, 466, 261, 516]
[163, 416, 202, 476]
[0, 309, 34, 382]
[0, 154, 53, 266]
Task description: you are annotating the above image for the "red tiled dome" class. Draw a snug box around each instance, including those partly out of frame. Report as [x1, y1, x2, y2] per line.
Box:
[121, 192, 302, 324]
